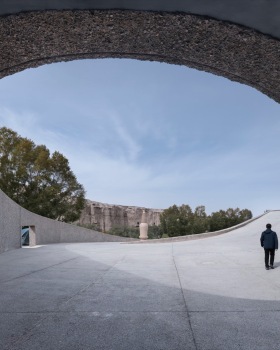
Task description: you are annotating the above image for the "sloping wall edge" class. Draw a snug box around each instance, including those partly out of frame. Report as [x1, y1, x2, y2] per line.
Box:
[0, 189, 134, 253]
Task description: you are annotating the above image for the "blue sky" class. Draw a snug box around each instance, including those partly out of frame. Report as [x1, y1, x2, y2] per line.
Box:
[0, 58, 280, 216]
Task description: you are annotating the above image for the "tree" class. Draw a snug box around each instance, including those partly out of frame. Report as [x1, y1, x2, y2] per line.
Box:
[209, 210, 227, 232]
[238, 209, 253, 222]
[161, 204, 253, 236]
[107, 225, 139, 238]
[192, 205, 209, 234]
[0, 127, 85, 222]
[225, 208, 241, 227]
[160, 204, 193, 237]
[209, 207, 253, 232]
[148, 224, 163, 239]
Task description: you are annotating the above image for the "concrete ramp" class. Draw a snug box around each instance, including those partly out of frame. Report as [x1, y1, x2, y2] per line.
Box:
[1, 211, 280, 349]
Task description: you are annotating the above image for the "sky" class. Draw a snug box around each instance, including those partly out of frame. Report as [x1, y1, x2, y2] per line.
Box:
[0, 58, 280, 216]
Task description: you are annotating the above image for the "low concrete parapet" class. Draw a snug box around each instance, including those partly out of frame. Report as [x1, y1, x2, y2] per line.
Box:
[127, 212, 269, 244]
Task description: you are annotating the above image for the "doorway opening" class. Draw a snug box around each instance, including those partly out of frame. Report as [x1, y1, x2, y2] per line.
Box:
[21, 226, 36, 247]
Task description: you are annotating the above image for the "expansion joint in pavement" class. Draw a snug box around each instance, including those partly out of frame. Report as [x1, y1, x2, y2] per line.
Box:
[59, 255, 127, 307]
[0, 256, 80, 284]
[171, 243, 199, 350]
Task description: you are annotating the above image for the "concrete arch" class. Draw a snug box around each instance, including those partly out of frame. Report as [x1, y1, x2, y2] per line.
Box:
[0, 6, 279, 102]
[1, 2, 280, 252]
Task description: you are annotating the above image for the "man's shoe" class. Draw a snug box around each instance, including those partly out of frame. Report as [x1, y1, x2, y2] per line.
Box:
[266, 266, 270, 270]
[270, 265, 274, 269]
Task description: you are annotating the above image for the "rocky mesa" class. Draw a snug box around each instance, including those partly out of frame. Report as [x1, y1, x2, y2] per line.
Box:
[78, 200, 163, 232]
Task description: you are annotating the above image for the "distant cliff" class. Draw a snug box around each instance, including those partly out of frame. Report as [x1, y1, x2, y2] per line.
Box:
[78, 200, 163, 232]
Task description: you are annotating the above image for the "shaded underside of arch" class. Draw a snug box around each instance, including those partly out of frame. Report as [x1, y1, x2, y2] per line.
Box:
[0, 10, 280, 102]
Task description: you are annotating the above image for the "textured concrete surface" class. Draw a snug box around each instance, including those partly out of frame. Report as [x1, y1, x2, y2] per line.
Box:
[1, 0, 280, 39]
[0, 9, 280, 103]
[0, 189, 135, 254]
[0, 189, 21, 253]
[1, 211, 280, 349]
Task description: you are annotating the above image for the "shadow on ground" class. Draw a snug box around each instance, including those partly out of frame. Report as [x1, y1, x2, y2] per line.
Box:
[1, 241, 280, 350]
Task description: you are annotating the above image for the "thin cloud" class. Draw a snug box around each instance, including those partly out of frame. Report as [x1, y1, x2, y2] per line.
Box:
[109, 113, 142, 162]
[0, 107, 70, 154]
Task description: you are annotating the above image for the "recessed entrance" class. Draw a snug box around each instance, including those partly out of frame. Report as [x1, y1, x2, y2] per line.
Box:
[21, 226, 36, 247]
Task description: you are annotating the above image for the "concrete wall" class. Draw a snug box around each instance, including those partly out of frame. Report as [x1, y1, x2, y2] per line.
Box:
[0, 189, 22, 253]
[1, 0, 280, 39]
[0, 189, 134, 253]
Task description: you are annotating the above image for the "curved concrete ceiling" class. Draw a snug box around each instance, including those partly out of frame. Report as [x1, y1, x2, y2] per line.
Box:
[1, 0, 280, 39]
[0, 1, 279, 103]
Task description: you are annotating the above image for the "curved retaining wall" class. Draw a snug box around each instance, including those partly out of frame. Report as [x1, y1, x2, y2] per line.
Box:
[0, 189, 22, 252]
[0, 186, 274, 253]
[0, 189, 134, 253]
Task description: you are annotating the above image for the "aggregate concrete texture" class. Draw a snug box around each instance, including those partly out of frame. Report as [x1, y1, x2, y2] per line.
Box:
[1, 211, 280, 350]
[1, 0, 280, 39]
[1, 2, 280, 103]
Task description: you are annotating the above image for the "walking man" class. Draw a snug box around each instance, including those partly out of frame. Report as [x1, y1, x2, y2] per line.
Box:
[260, 223, 278, 270]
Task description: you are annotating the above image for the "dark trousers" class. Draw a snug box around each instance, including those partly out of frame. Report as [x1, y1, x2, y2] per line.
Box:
[264, 249, 275, 267]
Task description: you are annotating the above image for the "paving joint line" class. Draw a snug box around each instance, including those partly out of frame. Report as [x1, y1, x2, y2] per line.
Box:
[4, 312, 51, 350]
[59, 255, 127, 307]
[3, 256, 126, 350]
[171, 242, 198, 350]
[0, 257, 80, 284]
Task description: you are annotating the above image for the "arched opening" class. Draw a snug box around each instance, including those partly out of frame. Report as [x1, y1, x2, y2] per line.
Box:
[0, 10, 279, 103]
[2, 57, 280, 216]
[1, 7, 280, 250]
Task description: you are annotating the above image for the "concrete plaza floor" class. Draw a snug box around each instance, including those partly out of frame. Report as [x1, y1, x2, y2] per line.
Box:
[1, 211, 280, 350]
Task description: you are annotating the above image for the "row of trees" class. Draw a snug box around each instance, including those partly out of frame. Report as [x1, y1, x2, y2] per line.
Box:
[100, 205, 252, 239]
[0, 127, 85, 222]
[160, 205, 252, 237]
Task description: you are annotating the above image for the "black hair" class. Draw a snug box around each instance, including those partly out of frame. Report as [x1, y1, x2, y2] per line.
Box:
[266, 223, 272, 229]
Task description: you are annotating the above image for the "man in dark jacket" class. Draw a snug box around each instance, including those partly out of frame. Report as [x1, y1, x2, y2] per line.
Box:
[260, 223, 278, 270]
